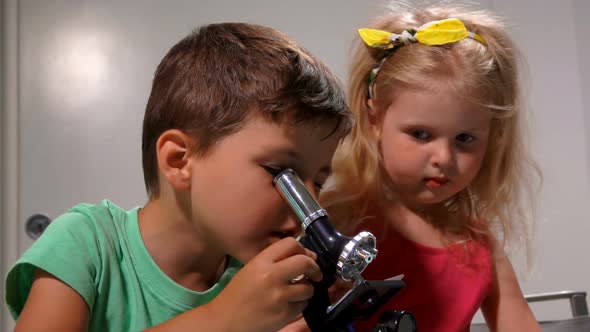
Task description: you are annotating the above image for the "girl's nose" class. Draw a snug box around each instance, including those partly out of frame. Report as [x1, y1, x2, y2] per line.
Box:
[431, 140, 454, 168]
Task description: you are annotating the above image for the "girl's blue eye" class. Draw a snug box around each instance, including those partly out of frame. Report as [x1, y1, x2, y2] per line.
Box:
[456, 133, 476, 144]
[411, 130, 431, 141]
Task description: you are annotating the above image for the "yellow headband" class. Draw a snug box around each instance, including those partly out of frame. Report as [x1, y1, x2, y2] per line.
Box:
[358, 18, 487, 99]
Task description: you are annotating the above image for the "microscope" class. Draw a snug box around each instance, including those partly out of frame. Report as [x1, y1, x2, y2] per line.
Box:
[273, 169, 416, 332]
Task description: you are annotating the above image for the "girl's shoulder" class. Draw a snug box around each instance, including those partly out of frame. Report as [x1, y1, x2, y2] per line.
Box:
[357, 213, 494, 262]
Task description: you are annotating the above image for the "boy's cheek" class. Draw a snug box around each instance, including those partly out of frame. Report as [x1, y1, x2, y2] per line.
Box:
[229, 246, 259, 266]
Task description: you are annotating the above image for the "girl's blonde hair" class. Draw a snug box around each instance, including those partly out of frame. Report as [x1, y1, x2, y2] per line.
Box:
[321, 2, 541, 257]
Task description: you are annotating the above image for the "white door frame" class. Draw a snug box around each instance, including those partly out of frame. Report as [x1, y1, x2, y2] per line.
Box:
[1, 0, 20, 330]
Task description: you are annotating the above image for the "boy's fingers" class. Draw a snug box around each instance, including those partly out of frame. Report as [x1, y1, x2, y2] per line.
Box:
[304, 248, 317, 261]
[277, 316, 310, 332]
[284, 282, 315, 302]
[275, 254, 323, 283]
[256, 237, 308, 263]
[287, 301, 309, 320]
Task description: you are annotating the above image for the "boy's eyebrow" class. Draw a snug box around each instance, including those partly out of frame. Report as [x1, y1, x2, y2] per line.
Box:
[267, 147, 332, 175]
[268, 147, 301, 161]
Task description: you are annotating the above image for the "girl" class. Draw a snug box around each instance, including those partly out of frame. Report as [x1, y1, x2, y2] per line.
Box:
[321, 4, 542, 332]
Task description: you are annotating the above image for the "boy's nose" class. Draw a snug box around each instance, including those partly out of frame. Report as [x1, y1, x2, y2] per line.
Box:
[275, 212, 302, 239]
[285, 213, 303, 237]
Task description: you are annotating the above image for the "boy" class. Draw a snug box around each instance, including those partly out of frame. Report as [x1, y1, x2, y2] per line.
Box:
[6, 22, 351, 331]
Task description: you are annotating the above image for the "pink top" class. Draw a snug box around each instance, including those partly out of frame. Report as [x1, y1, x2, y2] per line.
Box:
[354, 223, 493, 332]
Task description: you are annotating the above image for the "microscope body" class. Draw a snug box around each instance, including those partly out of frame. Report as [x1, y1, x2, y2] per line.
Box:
[273, 169, 416, 332]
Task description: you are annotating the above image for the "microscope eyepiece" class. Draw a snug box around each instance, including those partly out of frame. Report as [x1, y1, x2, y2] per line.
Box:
[273, 169, 328, 230]
[273, 169, 377, 280]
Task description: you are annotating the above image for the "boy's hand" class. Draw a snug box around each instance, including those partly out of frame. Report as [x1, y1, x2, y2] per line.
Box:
[209, 237, 322, 332]
[277, 316, 310, 332]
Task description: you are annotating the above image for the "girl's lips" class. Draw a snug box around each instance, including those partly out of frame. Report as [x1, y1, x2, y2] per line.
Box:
[424, 177, 449, 188]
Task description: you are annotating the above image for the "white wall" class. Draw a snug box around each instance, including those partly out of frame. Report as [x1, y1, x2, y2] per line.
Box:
[485, 0, 590, 322]
[1, 0, 20, 330]
[1, 0, 589, 329]
[575, 1, 590, 181]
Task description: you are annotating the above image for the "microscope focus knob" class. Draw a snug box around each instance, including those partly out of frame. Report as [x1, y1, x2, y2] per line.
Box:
[337, 231, 378, 281]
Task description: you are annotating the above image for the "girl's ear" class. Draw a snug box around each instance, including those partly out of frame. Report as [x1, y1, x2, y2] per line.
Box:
[366, 98, 382, 139]
[156, 129, 195, 192]
[367, 98, 378, 124]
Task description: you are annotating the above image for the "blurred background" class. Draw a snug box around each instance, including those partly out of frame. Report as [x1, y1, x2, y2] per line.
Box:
[1, 0, 589, 330]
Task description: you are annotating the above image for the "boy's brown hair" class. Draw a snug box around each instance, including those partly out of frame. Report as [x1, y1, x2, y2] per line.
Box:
[142, 23, 350, 197]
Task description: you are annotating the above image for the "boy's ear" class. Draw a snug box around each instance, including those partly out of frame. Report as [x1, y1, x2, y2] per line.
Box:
[156, 129, 195, 192]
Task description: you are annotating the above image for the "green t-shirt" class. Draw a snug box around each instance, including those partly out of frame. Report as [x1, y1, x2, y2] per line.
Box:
[5, 200, 241, 331]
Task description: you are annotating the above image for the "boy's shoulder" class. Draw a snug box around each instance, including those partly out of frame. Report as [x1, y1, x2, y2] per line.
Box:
[54, 199, 134, 236]
[66, 199, 128, 219]
[5, 200, 137, 319]
[67, 198, 127, 220]
[35, 199, 138, 261]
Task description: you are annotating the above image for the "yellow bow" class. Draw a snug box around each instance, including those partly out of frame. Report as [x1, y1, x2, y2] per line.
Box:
[358, 18, 486, 49]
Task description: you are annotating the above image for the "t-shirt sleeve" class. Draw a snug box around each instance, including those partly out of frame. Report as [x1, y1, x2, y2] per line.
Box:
[5, 211, 102, 320]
